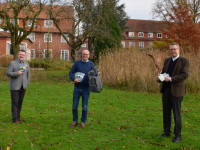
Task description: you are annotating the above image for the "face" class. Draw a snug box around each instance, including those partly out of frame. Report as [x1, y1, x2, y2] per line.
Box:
[169, 45, 180, 58]
[18, 51, 26, 62]
[82, 50, 90, 62]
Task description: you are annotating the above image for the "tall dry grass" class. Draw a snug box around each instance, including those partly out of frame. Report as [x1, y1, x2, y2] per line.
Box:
[0, 55, 14, 68]
[99, 48, 200, 93]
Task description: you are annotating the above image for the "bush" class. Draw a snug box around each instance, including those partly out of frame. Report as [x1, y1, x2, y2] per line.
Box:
[0, 55, 14, 68]
[28, 59, 72, 71]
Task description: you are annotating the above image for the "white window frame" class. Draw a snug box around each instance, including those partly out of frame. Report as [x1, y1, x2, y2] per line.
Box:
[121, 41, 125, 48]
[139, 42, 144, 49]
[157, 33, 162, 38]
[148, 33, 153, 38]
[128, 32, 134, 37]
[27, 32, 35, 42]
[44, 20, 53, 27]
[138, 32, 144, 37]
[81, 43, 87, 47]
[43, 49, 52, 58]
[10, 19, 19, 25]
[44, 33, 52, 42]
[27, 20, 36, 27]
[61, 34, 69, 42]
[129, 41, 135, 47]
[61, 50, 69, 61]
[31, 49, 35, 58]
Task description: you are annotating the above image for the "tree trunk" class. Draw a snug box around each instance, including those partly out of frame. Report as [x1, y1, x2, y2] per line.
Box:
[12, 43, 20, 59]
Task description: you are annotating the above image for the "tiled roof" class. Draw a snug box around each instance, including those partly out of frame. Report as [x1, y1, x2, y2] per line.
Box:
[0, 31, 11, 37]
[125, 19, 166, 33]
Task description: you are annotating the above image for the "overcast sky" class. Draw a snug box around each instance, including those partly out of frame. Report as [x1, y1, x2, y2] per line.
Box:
[119, 0, 158, 20]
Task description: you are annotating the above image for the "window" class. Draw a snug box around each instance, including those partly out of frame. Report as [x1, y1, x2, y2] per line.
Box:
[128, 32, 134, 37]
[44, 20, 53, 27]
[81, 43, 87, 47]
[31, 49, 35, 58]
[0, 18, 2, 25]
[27, 32, 35, 42]
[44, 33, 52, 42]
[61, 34, 69, 42]
[27, 20, 36, 27]
[148, 33, 153, 38]
[61, 50, 69, 60]
[121, 41, 125, 48]
[129, 42, 135, 47]
[10, 19, 19, 25]
[43, 49, 52, 58]
[138, 32, 144, 37]
[139, 42, 144, 49]
[157, 33, 162, 38]
[18, 31, 23, 36]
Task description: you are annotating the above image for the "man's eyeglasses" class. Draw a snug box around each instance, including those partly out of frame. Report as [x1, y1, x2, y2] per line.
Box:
[170, 49, 177, 51]
[82, 54, 89, 55]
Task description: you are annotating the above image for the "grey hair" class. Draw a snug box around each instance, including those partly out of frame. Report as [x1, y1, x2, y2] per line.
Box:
[169, 42, 180, 49]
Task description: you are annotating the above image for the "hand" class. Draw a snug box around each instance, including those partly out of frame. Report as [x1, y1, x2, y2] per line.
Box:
[74, 78, 80, 83]
[164, 77, 170, 82]
[18, 70, 23, 75]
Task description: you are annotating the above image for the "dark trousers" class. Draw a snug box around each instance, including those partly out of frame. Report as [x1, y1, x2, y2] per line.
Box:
[11, 87, 26, 122]
[162, 86, 183, 137]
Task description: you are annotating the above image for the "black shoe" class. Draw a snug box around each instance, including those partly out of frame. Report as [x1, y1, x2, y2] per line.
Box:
[158, 133, 171, 137]
[172, 136, 181, 143]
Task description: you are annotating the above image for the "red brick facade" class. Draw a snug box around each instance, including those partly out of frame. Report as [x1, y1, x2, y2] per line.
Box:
[0, 5, 73, 61]
[122, 19, 166, 49]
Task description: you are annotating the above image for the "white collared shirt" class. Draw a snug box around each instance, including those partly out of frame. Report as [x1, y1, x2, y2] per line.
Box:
[82, 59, 89, 62]
[172, 55, 180, 61]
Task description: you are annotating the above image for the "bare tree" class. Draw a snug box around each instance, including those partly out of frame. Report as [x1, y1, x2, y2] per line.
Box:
[152, 0, 200, 23]
[48, 0, 95, 62]
[0, 0, 46, 58]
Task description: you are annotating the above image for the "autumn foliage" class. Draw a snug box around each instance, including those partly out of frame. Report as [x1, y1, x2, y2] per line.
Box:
[161, 1, 200, 52]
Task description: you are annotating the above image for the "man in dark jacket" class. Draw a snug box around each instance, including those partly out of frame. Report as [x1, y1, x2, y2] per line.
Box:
[158, 43, 189, 143]
[69, 49, 94, 128]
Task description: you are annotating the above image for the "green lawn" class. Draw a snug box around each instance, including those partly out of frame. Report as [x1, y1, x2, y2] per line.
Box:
[0, 81, 199, 150]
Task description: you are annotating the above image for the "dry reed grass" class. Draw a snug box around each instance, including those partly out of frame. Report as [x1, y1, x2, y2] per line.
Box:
[99, 48, 200, 93]
[0, 55, 14, 68]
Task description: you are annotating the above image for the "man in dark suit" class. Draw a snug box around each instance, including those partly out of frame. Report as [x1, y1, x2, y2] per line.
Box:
[7, 50, 30, 124]
[158, 43, 189, 143]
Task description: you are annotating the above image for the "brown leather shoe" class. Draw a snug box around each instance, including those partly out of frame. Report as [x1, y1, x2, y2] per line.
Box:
[18, 118, 25, 123]
[80, 122, 85, 128]
[13, 120, 20, 124]
[70, 122, 78, 127]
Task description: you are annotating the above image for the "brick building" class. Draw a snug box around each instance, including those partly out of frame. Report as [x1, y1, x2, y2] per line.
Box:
[122, 19, 166, 49]
[0, 5, 73, 61]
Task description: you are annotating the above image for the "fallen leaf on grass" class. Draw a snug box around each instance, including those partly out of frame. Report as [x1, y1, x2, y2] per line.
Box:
[7, 147, 10, 150]
[30, 143, 34, 147]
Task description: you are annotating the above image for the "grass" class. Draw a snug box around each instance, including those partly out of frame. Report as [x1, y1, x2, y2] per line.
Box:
[0, 80, 200, 150]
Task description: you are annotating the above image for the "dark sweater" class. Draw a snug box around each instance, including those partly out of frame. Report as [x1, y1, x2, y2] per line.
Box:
[164, 58, 179, 87]
[69, 60, 94, 88]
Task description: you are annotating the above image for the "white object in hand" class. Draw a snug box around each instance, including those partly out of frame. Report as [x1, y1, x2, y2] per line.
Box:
[158, 73, 170, 82]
